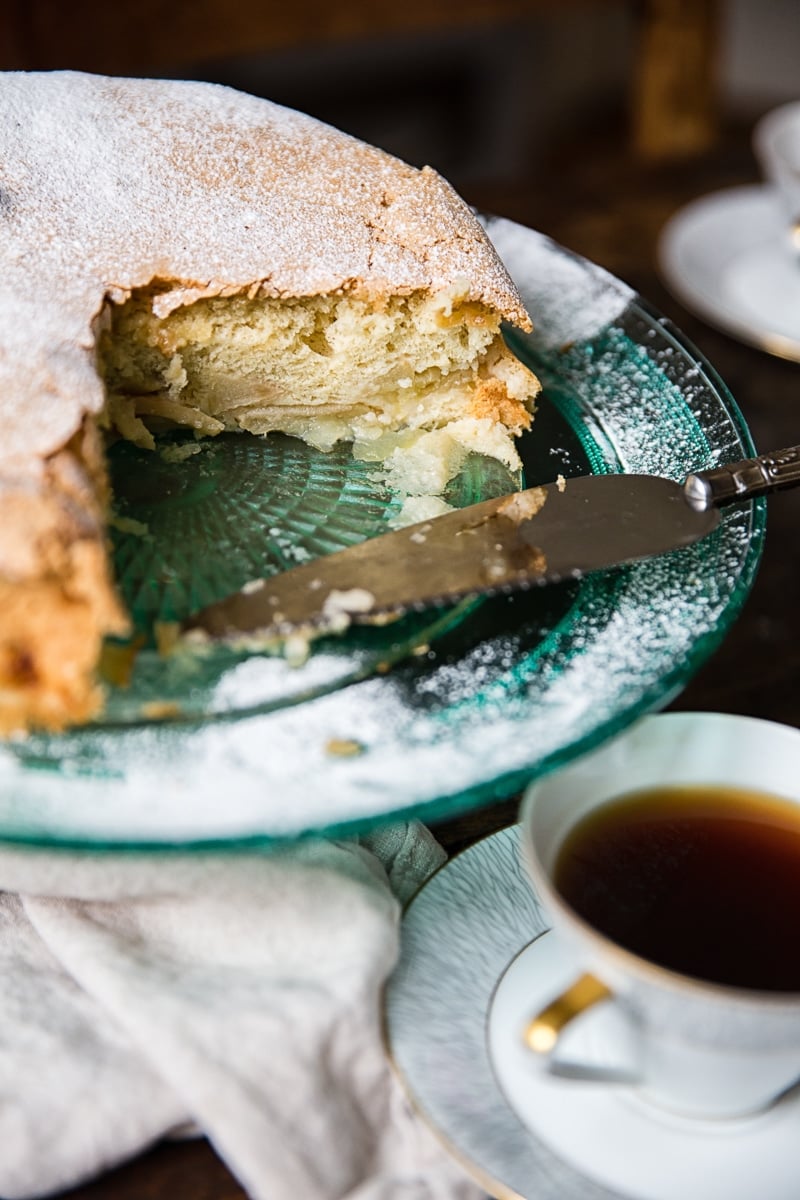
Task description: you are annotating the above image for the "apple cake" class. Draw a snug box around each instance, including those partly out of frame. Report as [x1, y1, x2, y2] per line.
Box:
[0, 70, 540, 733]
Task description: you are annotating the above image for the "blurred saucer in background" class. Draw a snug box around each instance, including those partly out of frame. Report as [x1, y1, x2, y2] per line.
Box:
[658, 184, 800, 363]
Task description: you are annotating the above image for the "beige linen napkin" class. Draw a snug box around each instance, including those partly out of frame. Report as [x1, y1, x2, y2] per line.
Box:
[0, 822, 481, 1200]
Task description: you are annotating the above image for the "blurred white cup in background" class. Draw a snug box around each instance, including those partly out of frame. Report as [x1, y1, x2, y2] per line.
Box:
[753, 99, 800, 254]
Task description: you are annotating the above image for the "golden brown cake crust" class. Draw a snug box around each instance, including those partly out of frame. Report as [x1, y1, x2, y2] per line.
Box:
[0, 428, 127, 733]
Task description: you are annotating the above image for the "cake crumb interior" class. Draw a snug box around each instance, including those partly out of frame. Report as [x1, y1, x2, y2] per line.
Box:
[1, 286, 538, 734]
[98, 286, 537, 493]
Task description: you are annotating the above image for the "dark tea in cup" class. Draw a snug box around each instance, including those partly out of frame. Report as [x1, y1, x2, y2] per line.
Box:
[553, 784, 800, 992]
[521, 714, 800, 1120]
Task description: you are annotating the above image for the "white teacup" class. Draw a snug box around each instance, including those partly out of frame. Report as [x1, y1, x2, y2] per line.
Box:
[753, 100, 800, 254]
[520, 711, 800, 1120]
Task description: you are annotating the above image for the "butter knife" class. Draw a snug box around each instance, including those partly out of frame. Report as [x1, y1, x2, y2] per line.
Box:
[182, 446, 800, 641]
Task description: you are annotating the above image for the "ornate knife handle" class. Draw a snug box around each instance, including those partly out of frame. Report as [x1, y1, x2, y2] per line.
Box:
[684, 446, 800, 511]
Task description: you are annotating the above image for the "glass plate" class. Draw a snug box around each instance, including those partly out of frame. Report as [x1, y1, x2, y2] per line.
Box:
[95, 434, 520, 724]
[0, 217, 764, 848]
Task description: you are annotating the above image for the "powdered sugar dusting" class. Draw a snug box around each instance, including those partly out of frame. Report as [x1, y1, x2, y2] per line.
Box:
[0, 71, 528, 472]
[481, 215, 633, 349]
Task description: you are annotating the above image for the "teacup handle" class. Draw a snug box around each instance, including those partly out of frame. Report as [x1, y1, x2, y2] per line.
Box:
[525, 972, 640, 1083]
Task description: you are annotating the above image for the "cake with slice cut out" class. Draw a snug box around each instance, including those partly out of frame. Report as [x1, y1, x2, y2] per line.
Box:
[0, 70, 540, 733]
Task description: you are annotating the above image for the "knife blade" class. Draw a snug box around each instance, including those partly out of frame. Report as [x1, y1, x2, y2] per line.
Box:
[182, 446, 800, 642]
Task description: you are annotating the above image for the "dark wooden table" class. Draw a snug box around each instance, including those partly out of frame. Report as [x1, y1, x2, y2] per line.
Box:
[60, 122, 800, 1199]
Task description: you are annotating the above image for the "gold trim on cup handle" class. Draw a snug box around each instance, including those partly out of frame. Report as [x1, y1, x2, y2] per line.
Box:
[525, 972, 613, 1056]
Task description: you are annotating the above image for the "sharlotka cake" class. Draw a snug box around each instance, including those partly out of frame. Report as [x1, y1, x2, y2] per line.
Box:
[0, 71, 540, 733]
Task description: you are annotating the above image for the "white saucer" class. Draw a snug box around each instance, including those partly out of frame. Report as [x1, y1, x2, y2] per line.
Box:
[385, 825, 800, 1200]
[658, 184, 800, 362]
